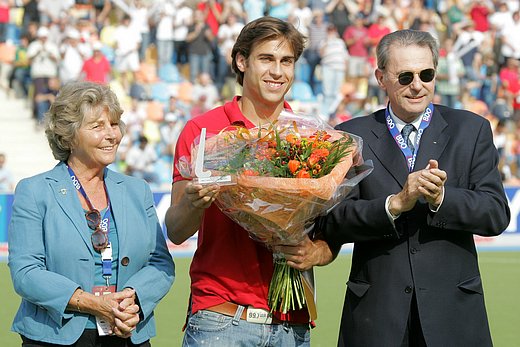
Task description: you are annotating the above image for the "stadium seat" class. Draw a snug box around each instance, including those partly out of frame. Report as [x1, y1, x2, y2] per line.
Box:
[295, 59, 311, 83]
[150, 82, 171, 104]
[158, 63, 183, 83]
[290, 81, 316, 102]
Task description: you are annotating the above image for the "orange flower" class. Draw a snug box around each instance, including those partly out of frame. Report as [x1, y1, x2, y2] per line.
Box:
[242, 169, 259, 176]
[296, 170, 311, 178]
[286, 133, 300, 145]
[288, 160, 300, 174]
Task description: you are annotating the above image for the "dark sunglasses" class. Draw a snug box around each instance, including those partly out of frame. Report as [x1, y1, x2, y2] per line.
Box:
[397, 68, 435, 85]
[85, 209, 108, 252]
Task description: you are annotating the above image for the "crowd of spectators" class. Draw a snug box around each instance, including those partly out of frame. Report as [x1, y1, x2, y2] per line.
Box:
[0, 0, 520, 190]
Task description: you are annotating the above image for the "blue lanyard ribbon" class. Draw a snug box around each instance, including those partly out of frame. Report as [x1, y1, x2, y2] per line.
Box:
[385, 103, 434, 172]
[67, 165, 112, 282]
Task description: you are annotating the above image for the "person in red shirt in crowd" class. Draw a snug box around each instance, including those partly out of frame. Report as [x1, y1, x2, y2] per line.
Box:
[81, 41, 111, 84]
[366, 14, 391, 51]
[165, 16, 312, 346]
[499, 57, 520, 121]
[469, 0, 492, 32]
[197, 0, 222, 36]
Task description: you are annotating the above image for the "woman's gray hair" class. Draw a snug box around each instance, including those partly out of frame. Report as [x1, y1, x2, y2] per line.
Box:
[44, 81, 125, 162]
[376, 29, 439, 70]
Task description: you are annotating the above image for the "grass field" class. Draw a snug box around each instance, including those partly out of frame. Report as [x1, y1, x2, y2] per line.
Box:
[1, 252, 519, 346]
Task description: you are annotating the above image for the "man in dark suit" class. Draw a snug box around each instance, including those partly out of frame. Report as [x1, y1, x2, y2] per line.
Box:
[279, 29, 511, 346]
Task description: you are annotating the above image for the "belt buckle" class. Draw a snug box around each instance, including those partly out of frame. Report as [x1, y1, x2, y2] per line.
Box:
[245, 307, 273, 324]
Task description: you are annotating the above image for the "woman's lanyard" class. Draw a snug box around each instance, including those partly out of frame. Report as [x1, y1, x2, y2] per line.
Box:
[385, 103, 434, 172]
[67, 166, 113, 286]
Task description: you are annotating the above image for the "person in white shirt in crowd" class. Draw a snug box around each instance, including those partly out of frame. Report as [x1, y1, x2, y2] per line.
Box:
[114, 14, 141, 91]
[59, 28, 90, 84]
[27, 26, 60, 120]
[37, 0, 74, 26]
[0, 153, 15, 193]
[319, 24, 349, 121]
[500, 10, 520, 61]
[216, 13, 243, 90]
[172, 0, 193, 65]
[125, 135, 160, 186]
[192, 72, 220, 110]
[111, 0, 152, 61]
[451, 20, 485, 80]
[155, 0, 175, 68]
[121, 98, 147, 142]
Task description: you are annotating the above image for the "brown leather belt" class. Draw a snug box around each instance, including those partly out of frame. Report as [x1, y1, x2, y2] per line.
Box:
[206, 302, 283, 324]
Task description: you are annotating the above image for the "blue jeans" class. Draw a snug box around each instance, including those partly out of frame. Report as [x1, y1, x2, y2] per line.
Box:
[188, 53, 212, 82]
[182, 309, 310, 347]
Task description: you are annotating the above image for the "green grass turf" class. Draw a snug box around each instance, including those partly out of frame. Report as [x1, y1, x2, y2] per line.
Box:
[1, 252, 519, 346]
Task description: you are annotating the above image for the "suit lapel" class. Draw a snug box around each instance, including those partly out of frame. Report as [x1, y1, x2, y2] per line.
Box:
[47, 162, 94, 255]
[368, 112, 409, 186]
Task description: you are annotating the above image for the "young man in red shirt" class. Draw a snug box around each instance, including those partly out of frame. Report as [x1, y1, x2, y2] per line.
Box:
[166, 16, 311, 346]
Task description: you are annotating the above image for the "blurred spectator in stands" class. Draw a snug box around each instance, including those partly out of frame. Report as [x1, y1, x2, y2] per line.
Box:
[499, 57, 520, 121]
[304, 9, 327, 94]
[172, 0, 193, 65]
[243, 0, 265, 22]
[192, 72, 220, 110]
[27, 26, 60, 120]
[500, 10, 520, 62]
[452, 20, 484, 80]
[34, 76, 60, 127]
[121, 98, 146, 141]
[197, 0, 222, 82]
[469, 0, 492, 33]
[373, 0, 401, 32]
[197, 0, 222, 36]
[291, 0, 313, 37]
[8, 34, 31, 98]
[91, 0, 111, 33]
[37, 0, 74, 26]
[81, 41, 111, 84]
[266, 0, 290, 21]
[48, 13, 70, 47]
[220, 0, 247, 24]
[59, 28, 88, 84]
[125, 135, 160, 185]
[159, 97, 185, 159]
[112, 0, 152, 62]
[0, 0, 9, 43]
[343, 13, 369, 85]
[216, 13, 243, 90]
[186, 9, 214, 83]
[366, 14, 391, 53]
[155, 0, 175, 68]
[325, 0, 357, 39]
[0, 152, 15, 192]
[319, 24, 349, 120]
[190, 94, 209, 118]
[436, 38, 465, 108]
[444, 0, 465, 36]
[114, 14, 140, 92]
[17, 0, 40, 33]
[489, 2, 513, 34]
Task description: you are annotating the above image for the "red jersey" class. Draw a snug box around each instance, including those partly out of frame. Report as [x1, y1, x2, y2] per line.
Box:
[173, 97, 309, 322]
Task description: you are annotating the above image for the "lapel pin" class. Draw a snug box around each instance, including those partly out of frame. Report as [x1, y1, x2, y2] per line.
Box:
[433, 141, 437, 144]
[60, 188, 67, 195]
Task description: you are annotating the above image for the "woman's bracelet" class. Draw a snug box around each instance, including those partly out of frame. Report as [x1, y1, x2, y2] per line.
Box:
[76, 290, 84, 313]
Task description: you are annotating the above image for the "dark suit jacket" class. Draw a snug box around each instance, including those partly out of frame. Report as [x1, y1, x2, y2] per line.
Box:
[321, 105, 510, 347]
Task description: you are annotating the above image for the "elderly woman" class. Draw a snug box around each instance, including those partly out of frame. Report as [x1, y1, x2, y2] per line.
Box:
[8, 81, 175, 347]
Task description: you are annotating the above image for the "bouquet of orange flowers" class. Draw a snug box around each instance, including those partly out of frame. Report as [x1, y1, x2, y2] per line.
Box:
[178, 110, 371, 317]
